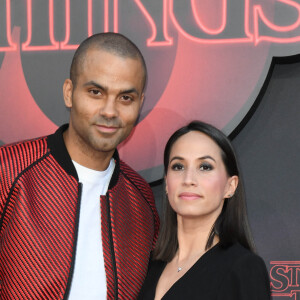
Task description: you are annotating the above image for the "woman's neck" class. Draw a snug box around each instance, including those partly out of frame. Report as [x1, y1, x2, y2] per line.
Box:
[176, 216, 218, 260]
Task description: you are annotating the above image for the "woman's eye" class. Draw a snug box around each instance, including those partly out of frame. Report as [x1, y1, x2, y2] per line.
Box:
[170, 163, 184, 171]
[200, 163, 213, 171]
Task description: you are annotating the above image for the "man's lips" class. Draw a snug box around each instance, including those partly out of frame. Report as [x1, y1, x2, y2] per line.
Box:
[178, 192, 202, 201]
[95, 124, 120, 133]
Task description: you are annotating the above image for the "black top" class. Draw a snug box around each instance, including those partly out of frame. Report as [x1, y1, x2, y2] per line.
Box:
[138, 243, 271, 300]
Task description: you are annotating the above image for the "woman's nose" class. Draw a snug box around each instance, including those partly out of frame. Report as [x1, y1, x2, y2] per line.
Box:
[182, 168, 197, 186]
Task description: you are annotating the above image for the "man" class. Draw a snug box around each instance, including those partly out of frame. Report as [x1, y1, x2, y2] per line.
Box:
[0, 33, 159, 299]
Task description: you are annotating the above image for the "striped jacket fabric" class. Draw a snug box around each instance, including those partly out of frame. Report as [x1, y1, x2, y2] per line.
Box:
[0, 124, 159, 299]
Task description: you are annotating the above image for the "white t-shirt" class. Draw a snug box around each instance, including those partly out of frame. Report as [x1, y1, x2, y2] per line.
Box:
[68, 159, 115, 299]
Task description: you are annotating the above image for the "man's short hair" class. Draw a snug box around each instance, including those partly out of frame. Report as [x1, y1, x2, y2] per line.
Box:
[70, 32, 147, 91]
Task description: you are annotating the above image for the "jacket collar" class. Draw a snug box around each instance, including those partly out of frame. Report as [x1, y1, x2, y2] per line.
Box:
[47, 124, 120, 188]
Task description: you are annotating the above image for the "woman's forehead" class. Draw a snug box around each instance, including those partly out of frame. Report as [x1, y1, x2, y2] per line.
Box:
[170, 131, 222, 159]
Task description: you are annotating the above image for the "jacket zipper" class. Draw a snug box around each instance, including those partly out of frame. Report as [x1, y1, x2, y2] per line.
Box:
[106, 193, 118, 299]
[63, 183, 82, 299]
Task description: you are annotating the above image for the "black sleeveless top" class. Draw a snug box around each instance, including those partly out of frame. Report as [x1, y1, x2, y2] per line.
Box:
[138, 243, 271, 300]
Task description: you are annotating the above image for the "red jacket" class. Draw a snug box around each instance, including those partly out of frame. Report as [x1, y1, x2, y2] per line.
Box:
[0, 125, 159, 299]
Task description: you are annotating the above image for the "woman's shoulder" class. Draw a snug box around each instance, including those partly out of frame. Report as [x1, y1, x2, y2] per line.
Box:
[219, 243, 267, 269]
[200, 242, 268, 280]
[215, 243, 271, 299]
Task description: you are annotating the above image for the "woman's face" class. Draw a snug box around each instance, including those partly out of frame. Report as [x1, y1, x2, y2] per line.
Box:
[166, 131, 238, 222]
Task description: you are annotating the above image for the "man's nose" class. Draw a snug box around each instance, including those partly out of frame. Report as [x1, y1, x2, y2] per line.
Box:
[100, 97, 118, 119]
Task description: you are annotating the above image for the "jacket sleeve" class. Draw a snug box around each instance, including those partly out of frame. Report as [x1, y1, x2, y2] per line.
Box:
[217, 253, 271, 300]
[146, 188, 160, 249]
[0, 147, 9, 216]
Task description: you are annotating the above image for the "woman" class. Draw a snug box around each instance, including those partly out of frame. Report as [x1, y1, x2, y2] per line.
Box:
[139, 121, 270, 300]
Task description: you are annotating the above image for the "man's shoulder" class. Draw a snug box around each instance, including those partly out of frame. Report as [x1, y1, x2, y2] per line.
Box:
[114, 159, 160, 241]
[0, 135, 49, 164]
[0, 134, 49, 151]
[0, 135, 51, 196]
[119, 160, 150, 187]
[118, 159, 153, 196]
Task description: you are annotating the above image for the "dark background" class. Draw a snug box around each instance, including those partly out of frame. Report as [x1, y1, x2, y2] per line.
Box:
[1, 1, 300, 297]
[151, 55, 300, 273]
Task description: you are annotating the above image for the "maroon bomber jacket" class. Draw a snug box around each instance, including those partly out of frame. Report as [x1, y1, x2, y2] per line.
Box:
[0, 124, 159, 299]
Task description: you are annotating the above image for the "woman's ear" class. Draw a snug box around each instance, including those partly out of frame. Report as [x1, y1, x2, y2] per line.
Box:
[165, 176, 168, 195]
[224, 175, 239, 198]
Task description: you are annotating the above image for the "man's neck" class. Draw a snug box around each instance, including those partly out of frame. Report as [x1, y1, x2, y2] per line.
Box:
[63, 130, 114, 171]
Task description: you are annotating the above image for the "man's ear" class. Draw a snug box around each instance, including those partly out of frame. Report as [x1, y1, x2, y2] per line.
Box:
[139, 93, 145, 110]
[63, 79, 73, 108]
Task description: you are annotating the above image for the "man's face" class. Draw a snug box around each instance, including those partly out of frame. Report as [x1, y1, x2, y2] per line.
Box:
[63, 49, 145, 159]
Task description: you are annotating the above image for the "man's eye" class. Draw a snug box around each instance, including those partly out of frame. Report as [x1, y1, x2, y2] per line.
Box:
[170, 163, 184, 171]
[199, 163, 213, 171]
[121, 95, 133, 102]
[89, 89, 101, 95]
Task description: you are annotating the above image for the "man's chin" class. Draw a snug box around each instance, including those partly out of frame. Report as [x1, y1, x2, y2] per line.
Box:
[92, 140, 120, 154]
[91, 131, 129, 153]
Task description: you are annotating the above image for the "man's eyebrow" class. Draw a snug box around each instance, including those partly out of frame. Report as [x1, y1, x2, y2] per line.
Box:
[83, 81, 139, 96]
[120, 88, 139, 96]
[83, 81, 106, 91]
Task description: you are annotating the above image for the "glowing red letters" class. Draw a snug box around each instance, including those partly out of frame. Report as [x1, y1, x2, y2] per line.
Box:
[0, 0, 300, 51]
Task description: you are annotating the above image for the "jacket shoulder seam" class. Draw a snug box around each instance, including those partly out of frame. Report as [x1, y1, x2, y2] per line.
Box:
[0, 151, 51, 233]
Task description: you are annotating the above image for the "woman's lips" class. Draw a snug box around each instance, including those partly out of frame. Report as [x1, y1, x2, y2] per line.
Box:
[179, 192, 202, 201]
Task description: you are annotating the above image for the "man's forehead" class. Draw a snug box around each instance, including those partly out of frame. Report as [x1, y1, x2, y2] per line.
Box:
[82, 47, 140, 65]
[75, 47, 145, 91]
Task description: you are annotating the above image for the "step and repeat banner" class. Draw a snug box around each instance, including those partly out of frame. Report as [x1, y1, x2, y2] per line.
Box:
[1, 1, 300, 298]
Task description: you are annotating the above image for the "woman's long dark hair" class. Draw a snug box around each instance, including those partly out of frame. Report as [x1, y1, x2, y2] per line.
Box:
[153, 121, 255, 262]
